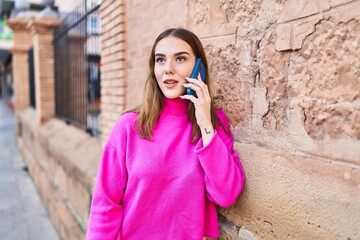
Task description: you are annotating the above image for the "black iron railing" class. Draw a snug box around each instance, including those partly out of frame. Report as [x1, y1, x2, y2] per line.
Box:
[54, 0, 101, 137]
[28, 48, 36, 108]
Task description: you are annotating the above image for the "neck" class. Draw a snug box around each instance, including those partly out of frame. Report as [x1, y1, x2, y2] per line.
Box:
[162, 97, 189, 116]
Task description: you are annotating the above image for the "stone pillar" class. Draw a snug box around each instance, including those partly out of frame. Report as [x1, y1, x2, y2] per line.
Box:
[7, 18, 33, 113]
[30, 17, 61, 125]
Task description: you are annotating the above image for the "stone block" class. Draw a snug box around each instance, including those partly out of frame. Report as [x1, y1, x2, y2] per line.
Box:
[67, 173, 91, 226]
[49, 156, 68, 199]
[218, 220, 241, 240]
[206, 42, 254, 127]
[276, 14, 323, 51]
[278, 0, 330, 23]
[328, 0, 355, 7]
[255, 16, 360, 164]
[250, 87, 269, 128]
[188, 0, 236, 38]
[219, 143, 360, 240]
[287, 19, 360, 157]
[325, 0, 360, 23]
[238, 226, 257, 240]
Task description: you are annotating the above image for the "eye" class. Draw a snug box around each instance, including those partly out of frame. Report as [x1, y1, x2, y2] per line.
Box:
[155, 57, 165, 64]
[176, 56, 187, 62]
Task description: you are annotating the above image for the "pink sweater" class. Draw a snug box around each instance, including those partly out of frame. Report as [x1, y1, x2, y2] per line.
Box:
[86, 97, 245, 240]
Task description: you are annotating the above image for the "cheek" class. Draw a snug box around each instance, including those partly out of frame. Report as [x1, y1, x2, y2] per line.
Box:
[180, 64, 194, 78]
[154, 65, 163, 81]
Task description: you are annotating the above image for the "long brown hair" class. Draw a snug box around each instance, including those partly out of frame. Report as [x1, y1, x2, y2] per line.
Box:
[128, 28, 230, 142]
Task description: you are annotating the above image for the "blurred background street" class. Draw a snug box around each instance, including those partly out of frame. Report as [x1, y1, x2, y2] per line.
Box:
[0, 99, 59, 240]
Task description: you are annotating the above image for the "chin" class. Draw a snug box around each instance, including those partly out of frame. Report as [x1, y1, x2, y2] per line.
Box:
[164, 93, 180, 99]
[163, 89, 186, 99]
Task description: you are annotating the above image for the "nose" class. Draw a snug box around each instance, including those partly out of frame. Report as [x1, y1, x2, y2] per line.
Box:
[164, 61, 174, 75]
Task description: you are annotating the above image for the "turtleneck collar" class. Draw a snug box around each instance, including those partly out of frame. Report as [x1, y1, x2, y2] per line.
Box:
[162, 97, 189, 117]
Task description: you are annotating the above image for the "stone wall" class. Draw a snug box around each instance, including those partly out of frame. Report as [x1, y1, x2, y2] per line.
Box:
[124, 0, 360, 239]
[17, 108, 100, 240]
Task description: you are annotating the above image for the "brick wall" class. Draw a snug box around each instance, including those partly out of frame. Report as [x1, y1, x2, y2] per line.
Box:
[117, 0, 360, 239]
[100, 0, 126, 144]
[125, 0, 188, 108]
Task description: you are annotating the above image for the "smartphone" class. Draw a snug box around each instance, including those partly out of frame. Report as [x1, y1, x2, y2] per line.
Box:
[186, 58, 207, 97]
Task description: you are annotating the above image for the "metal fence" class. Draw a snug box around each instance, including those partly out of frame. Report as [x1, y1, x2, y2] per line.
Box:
[28, 48, 36, 108]
[0, 56, 13, 103]
[54, 0, 101, 136]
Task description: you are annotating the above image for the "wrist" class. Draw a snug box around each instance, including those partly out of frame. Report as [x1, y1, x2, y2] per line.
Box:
[200, 125, 214, 135]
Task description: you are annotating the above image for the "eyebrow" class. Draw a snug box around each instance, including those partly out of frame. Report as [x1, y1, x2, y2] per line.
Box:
[154, 51, 190, 57]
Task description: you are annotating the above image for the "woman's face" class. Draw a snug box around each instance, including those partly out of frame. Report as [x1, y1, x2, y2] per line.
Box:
[154, 37, 196, 99]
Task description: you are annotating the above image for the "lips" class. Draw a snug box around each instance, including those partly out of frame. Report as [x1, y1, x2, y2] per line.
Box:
[163, 79, 178, 88]
[164, 79, 178, 84]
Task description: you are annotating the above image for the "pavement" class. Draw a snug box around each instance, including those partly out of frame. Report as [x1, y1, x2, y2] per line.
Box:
[0, 99, 60, 240]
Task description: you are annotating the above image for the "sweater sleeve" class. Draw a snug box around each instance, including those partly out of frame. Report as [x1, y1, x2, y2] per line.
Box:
[194, 110, 245, 208]
[86, 140, 128, 239]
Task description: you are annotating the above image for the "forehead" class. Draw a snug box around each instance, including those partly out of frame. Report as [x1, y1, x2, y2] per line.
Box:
[155, 36, 194, 55]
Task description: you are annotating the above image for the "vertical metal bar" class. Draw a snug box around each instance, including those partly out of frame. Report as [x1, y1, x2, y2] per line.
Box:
[52, 0, 101, 135]
[84, 0, 88, 133]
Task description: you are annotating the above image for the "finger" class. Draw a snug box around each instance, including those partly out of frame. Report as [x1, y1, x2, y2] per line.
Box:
[186, 77, 208, 95]
[196, 75, 211, 100]
[182, 83, 201, 93]
[186, 77, 205, 87]
[197, 73, 203, 82]
[185, 78, 209, 99]
[180, 94, 197, 103]
[182, 83, 205, 99]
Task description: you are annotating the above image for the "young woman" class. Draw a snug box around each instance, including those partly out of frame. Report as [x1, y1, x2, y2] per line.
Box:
[86, 28, 245, 240]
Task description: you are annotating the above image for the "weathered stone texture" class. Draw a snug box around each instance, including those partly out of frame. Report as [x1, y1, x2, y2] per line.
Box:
[221, 0, 282, 39]
[276, 0, 360, 51]
[328, 0, 357, 7]
[188, 0, 236, 38]
[258, 32, 291, 131]
[278, 0, 330, 23]
[206, 44, 254, 126]
[294, 19, 360, 141]
[218, 143, 360, 240]
[180, 0, 360, 239]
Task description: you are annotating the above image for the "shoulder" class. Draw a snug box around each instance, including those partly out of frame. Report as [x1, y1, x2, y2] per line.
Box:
[107, 111, 139, 143]
[119, 111, 138, 124]
[114, 111, 138, 131]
